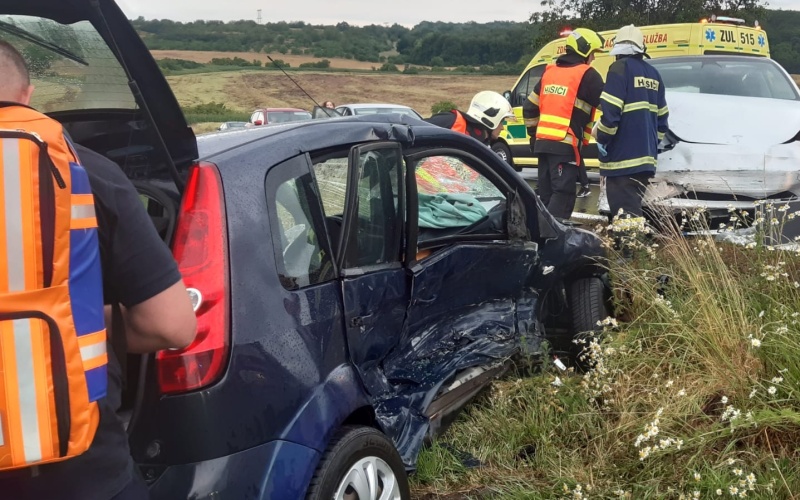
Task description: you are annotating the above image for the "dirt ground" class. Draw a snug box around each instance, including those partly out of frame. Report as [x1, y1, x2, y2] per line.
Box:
[166, 70, 514, 118]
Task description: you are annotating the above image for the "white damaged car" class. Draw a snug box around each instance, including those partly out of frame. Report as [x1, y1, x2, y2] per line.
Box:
[600, 55, 800, 221]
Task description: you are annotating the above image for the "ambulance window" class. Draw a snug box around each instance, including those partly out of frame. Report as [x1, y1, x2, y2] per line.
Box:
[512, 65, 546, 107]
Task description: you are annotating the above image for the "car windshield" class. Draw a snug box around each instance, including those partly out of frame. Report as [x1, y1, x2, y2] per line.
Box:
[0, 15, 137, 112]
[353, 107, 418, 117]
[267, 111, 312, 123]
[649, 56, 799, 101]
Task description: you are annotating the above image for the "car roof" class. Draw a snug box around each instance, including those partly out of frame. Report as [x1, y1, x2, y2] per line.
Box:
[197, 114, 471, 168]
[339, 103, 415, 110]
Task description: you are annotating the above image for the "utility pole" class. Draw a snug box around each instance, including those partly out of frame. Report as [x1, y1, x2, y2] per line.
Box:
[257, 9, 262, 24]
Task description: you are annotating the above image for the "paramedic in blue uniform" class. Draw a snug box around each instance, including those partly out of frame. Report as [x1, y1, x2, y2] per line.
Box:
[594, 25, 669, 221]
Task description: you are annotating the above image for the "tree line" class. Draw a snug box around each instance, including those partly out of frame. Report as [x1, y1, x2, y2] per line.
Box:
[131, 5, 800, 74]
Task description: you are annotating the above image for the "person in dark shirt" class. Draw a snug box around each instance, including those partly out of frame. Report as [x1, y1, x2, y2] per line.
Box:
[523, 28, 605, 220]
[0, 40, 196, 500]
[425, 90, 514, 146]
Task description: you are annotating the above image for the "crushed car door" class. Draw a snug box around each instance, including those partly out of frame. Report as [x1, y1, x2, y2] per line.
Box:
[377, 149, 540, 464]
[336, 142, 410, 396]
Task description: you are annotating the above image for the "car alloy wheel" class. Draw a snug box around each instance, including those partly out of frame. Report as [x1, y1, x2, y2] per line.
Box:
[333, 456, 402, 500]
[306, 426, 410, 500]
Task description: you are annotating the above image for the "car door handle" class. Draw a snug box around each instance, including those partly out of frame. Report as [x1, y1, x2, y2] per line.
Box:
[414, 294, 438, 305]
[349, 314, 374, 328]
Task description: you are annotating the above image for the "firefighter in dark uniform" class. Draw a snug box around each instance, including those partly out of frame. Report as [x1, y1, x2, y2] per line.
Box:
[426, 90, 514, 146]
[523, 28, 605, 220]
[595, 24, 669, 221]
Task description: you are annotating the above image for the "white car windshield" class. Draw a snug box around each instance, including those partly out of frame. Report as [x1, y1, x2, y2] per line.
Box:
[650, 56, 799, 101]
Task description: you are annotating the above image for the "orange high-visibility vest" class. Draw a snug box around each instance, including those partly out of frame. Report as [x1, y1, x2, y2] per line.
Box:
[536, 64, 594, 164]
[450, 110, 468, 135]
[0, 104, 107, 470]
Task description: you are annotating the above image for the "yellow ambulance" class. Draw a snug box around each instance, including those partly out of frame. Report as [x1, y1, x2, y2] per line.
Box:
[494, 17, 771, 171]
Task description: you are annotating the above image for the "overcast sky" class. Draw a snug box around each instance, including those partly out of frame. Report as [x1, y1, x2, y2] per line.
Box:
[116, 0, 799, 25]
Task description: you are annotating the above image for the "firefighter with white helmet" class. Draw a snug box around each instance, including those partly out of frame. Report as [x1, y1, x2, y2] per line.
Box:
[426, 90, 514, 145]
[523, 27, 606, 220]
[594, 24, 669, 222]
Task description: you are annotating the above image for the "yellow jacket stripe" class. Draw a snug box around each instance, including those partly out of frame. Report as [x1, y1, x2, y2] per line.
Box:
[528, 93, 540, 106]
[597, 121, 618, 136]
[539, 114, 571, 127]
[574, 98, 592, 115]
[600, 156, 657, 170]
[600, 91, 624, 110]
[622, 101, 659, 113]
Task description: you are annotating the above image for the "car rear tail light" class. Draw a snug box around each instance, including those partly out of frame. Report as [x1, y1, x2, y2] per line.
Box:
[157, 162, 229, 394]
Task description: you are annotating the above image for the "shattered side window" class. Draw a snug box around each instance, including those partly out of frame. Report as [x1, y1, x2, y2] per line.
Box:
[415, 155, 506, 232]
[0, 15, 136, 113]
[267, 159, 334, 290]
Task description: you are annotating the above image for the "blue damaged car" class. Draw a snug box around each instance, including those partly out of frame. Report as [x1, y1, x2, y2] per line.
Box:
[6, 1, 611, 498]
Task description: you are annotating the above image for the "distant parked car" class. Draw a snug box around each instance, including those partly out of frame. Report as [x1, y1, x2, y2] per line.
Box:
[217, 121, 247, 131]
[335, 103, 423, 119]
[249, 107, 313, 126]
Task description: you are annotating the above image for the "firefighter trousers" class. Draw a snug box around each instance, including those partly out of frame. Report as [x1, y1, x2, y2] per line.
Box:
[537, 153, 578, 220]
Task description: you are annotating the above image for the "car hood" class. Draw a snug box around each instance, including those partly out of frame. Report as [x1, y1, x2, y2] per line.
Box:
[667, 91, 800, 146]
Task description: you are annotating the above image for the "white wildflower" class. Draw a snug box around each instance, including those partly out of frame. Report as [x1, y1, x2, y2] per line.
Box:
[678, 389, 687, 397]
[768, 386, 777, 395]
[771, 376, 784, 384]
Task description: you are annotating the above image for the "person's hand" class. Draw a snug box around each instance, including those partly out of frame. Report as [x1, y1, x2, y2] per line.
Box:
[597, 143, 608, 157]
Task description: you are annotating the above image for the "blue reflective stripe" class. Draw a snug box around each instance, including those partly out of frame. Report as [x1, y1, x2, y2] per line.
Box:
[85, 364, 107, 402]
[70, 162, 92, 195]
[68, 162, 104, 336]
[69, 228, 105, 336]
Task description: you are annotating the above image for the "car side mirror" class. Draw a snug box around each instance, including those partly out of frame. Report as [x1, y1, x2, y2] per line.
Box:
[502, 90, 512, 102]
[253, 120, 263, 126]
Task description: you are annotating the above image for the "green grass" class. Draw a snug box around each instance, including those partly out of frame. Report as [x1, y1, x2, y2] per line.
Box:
[413, 207, 800, 499]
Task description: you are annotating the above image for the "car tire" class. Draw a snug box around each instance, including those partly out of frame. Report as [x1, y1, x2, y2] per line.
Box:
[306, 426, 410, 500]
[568, 277, 610, 369]
[491, 141, 520, 172]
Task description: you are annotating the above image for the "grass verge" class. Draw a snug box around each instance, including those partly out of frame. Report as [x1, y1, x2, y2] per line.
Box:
[413, 206, 800, 499]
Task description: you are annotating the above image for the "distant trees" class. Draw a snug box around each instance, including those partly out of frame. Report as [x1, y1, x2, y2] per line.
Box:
[134, 12, 799, 75]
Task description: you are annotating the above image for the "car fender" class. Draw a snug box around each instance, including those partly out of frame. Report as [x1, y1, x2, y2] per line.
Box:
[281, 363, 373, 453]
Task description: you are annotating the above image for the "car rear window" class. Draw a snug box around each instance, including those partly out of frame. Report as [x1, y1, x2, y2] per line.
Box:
[353, 108, 418, 117]
[650, 57, 799, 101]
[0, 15, 136, 112]
[267, 111, 312, 123]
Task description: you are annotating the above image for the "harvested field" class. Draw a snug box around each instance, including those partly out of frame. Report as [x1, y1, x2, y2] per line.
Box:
[166, 70, 513, 119]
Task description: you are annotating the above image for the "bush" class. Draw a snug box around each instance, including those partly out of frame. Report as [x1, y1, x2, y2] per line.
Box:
[156, 58, 204, 72]
[181, 102, 249, 125]
[265, 59, 290, 68]
[430, 100, 458, 115]
[378, 63, 399, 72]
[209, 56, 260, 67]
[299, 59, 331, 69]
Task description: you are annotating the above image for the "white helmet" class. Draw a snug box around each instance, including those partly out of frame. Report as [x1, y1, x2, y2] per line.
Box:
[466, 91, 514, 130]
[611, 25, 646, 55]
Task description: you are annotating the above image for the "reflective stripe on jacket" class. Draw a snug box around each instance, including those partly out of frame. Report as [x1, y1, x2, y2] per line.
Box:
[597, 56, 669, 177]
[535, 64, 595, 164]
